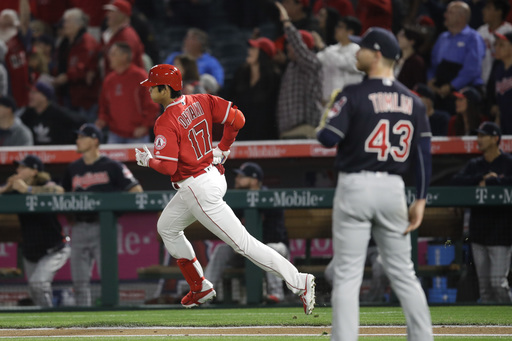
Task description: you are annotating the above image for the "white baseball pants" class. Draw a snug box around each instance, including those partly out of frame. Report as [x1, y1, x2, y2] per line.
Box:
[157, 166, 307, 295]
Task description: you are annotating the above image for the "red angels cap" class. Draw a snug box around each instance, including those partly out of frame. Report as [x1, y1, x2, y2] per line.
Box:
[299, 30, 315, 50]
[103, 0, 132, 17]
[248, 37, 276, 58]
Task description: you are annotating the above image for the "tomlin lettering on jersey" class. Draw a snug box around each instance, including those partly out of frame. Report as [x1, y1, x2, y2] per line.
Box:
[178, 102, 206, 128]
[368, 93, 413, 115]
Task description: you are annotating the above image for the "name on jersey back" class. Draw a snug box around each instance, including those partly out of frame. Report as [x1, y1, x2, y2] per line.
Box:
[368, 92, 413, 115]
[178, 102, 206, 128]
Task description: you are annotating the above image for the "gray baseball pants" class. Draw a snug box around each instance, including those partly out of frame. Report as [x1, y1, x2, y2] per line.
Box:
[70, 222, 101, 306]
[471, 243, 512, 303]
[330, 172, 433, 341]
[23, 244, 70, 307]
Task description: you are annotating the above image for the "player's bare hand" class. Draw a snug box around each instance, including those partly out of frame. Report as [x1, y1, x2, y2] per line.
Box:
[135, 145, 153, 167]
[212, 147, 230, 165]
[404, 199, 426, 235]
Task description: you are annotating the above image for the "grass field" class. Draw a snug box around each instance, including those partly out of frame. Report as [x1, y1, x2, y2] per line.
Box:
[0, 306, 511, 340]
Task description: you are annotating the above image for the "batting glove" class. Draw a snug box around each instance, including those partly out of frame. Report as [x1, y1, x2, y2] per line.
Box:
[135, 145, 153, 167]
[212, 147, 230, 165]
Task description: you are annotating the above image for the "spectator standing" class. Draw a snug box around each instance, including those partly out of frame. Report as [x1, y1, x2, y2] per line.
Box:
[427, 1, 486, 98]
[477, 0, 512, 85]
[0, 95, 33, 146]
[61, 123, 143, 306]
[96, 42, 159, 144]
[276, 2, 322, 139]
[0, 7, 31, 107]
[316, 16, 363, 106]
[54, 8, 101, 120]
[414, 83, 450, 136]
[20, 81, 85, 145]
[102, 0, 144, 75]
[395, 25, 427, 90]
[228, 37, 281, 141]
[448, 87, 486, 136]
[0, 155, 70, 307]
[451, 122, 512, 303]
[174, 54, 206, 95]
[204, 162, 290, 303]
[492, 32, 512, 134]
[164, 28, 225, 88]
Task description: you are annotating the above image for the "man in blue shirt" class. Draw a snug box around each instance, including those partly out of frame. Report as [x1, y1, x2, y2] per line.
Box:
[427, 1, 485, 98]
[164, 28, 224, 87]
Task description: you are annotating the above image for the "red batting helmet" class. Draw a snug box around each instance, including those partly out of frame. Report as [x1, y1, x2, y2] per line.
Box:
[140, 64, 183, 91]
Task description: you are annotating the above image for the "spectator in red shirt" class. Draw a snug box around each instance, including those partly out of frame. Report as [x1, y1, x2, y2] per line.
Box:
[101, 0, 144, 76]
[0, 7, 31, 107]
[54, 8, 101, 120]
[96, 42, 159, 144]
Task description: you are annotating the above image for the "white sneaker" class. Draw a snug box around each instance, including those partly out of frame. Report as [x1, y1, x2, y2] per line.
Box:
[299, 274, 316, 315]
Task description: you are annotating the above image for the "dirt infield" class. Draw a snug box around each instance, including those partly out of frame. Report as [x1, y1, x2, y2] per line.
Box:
[1, 326, 512, 337]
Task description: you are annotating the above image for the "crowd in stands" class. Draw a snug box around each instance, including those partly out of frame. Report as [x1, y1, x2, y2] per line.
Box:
[1, 0, 512, 146]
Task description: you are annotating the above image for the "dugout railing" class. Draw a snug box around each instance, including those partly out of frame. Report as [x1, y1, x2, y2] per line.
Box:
[0, 187, 511, 308]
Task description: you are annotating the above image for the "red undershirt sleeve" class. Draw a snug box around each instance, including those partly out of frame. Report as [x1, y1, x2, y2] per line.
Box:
[148, 158, 177, 176]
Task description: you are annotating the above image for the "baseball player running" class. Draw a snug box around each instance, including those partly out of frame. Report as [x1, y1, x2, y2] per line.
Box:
[135, 64, 315, 314]
[316, 28, 434, 340]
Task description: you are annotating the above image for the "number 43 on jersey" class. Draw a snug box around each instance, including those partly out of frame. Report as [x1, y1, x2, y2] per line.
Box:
[365, 119, 413, 162]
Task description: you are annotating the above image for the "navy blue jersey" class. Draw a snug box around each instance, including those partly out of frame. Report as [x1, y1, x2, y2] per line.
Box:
[62, 155, 139, 193]
[324, 78, 431, 175]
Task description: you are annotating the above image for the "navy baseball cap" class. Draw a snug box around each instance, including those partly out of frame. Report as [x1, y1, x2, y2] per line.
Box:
[234, 162, 263, 181]
[453, 87, 482, 103]
[475, 122, 501, 137]
[14, 155, 44, 172]
[75, 123, 103, 141]
[350, 27, 401, 61]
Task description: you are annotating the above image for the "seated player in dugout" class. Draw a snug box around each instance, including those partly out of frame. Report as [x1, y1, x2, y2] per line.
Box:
[135, 64, 316, 315]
